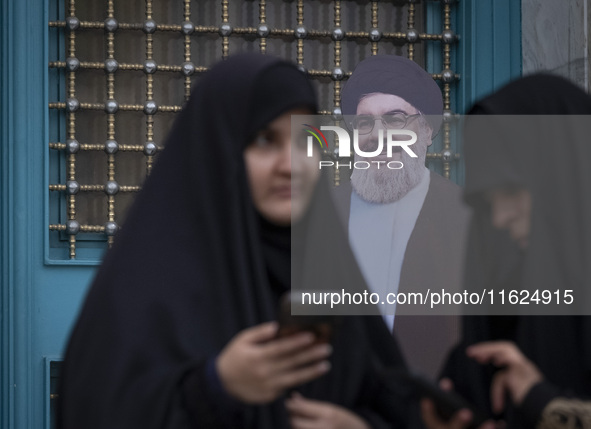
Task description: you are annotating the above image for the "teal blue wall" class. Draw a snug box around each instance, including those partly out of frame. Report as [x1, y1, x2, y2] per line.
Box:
[0, 1, 522, 428]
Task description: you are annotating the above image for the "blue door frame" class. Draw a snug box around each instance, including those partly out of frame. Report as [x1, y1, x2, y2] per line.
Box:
[1, 2, 96, 428]
[0, 1, 521, 428]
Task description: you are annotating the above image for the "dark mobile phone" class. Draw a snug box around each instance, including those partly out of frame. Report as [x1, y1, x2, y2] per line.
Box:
[392, 371, 490, 429]
[277, 291, 339, 343]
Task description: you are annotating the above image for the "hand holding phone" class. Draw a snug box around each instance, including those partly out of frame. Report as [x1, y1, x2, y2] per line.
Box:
[216, 321, 332, 404]
[277, 291, 340, 343]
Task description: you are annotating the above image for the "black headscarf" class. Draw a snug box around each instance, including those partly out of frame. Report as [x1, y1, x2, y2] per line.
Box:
[442, 74, 591, 425]
[57, 53, 407, 429]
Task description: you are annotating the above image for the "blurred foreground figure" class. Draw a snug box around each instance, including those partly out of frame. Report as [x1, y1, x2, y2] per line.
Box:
[57, 53, 408, 429]
[422, 74, 591, 429]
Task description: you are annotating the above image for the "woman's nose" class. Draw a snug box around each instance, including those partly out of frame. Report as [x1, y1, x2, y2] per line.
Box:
[277, 139, 293, 174]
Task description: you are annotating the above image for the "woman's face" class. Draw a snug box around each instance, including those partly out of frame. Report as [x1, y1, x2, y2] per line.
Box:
[244, 107, 320, 226]
[487, 187, 532, 249]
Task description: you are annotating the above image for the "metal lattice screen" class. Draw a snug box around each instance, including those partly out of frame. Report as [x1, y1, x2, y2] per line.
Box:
[48, 0, 459, 260]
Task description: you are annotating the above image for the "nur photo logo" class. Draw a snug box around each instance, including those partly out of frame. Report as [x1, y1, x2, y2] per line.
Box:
[300, 119, 418, 170]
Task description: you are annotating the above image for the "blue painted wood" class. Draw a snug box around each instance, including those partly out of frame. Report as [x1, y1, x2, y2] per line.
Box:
[1, 1, 38, 427]
[457, 0, 522, 114]
[1, 0, 97, 428]
[1, 2, 14, 427]
[1, 0, 7, 422]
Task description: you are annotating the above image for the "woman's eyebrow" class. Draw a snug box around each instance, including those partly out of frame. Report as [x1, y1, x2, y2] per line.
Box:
[264, 125, 283, 135]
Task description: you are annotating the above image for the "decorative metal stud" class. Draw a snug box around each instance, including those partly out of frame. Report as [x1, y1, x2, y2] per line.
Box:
[441, 150, 454, 162]
[369, 28, 382, 42]
[442, 29, 456, 44]
[332, 27, 344, 41]
[144, 141, 157, 156]
[66, 98, 80, 113]
[441, 69, 455, 83]
[219, 23, 232, 37]
[182, 21, 195, 35]
[332, 107, 342, 120]
[104, 139, 119, 154]
[332, 147, 340, 160]
[66, 57, 80, 72]
[295, 26, 307, 39]
[143, 19, 157, 34]
[66, 220, 80, 235]
[105, 180, 120, 196]
[257, 24, 270, 38]
[66, 180, 80, 195]
[104, 17, 118, 32]
[144, 101, 158, 115]
[332, 67, 344, 81]
[297, 65, 308, 75]
[104, 58, 118, 73]
[406, 28, 419, 43]
[105, 100, 119, 114]
[181, 62, 195, 76]
[65, 139, 80, 154]
[144, 59, 157, 75]
[104, 221, 119, 237]
[65, 16, 80, 31]
[442, 109, 454, 122]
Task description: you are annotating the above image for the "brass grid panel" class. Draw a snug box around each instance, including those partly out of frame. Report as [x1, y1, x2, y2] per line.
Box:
[48, 0, 459, 259]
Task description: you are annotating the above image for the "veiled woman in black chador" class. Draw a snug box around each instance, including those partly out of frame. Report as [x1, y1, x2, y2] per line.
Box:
[426, 74, 591, 429]
[57, 53, 409, 429]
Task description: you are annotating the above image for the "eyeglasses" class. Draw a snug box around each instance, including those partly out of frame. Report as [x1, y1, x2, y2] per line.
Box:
[348, 111, 422, 135]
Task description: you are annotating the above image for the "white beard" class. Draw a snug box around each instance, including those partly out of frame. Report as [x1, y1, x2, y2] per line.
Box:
[350, 141, 428, 204]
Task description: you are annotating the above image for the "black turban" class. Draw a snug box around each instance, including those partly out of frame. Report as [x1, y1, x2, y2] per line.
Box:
[341, 55, 443, 135]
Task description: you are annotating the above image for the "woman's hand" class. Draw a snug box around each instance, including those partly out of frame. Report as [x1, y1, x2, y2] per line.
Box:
[467, 341, 543, 413]
[285, 392, 370, 429]
[216, 322, 332, 404]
